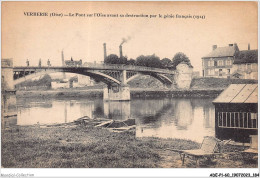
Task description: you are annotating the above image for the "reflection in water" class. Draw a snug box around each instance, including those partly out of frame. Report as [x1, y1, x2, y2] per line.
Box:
[174, 99, 194, 129]
[17, 97, 215, 142]
[104, 101, 131, 120]
[134, 99, 215, 142]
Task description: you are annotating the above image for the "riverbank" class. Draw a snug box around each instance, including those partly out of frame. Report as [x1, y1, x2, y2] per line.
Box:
[15, 77, 257, 99]
[1, 121, 257, 168]
[16, 89, 103, 99]
[16, 88, 223, 99]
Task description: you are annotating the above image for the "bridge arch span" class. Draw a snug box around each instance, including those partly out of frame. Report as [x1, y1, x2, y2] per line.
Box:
[14, 70, 56, 86]
[126, 72, 173, 86]
[14, 70, 121, 86]
[125, 73, 141, 84]
[82, 70, 121, 85]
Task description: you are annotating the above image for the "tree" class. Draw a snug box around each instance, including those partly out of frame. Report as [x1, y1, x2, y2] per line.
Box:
[17, 74, 52, 88]
[118, 56, 128, 64]
[171, 52, 193, 70]
[148, 54, 162, 68]
[127, 58, 136, 65]
[136, 54, 162, 68]
[161, 58, 172, 69]
[105, 54, 128, 64]
[136, 55, 147, 66]
[104, 54, 119, 64]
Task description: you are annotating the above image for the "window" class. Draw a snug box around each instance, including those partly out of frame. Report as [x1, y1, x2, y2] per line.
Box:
[238, 64, 246, 70]
[210, 69, 215, 75]
[226, 60, 231, 66]
[218, 112, 258, 129]
[219, 69, 223, 76]
[207, 69, 212, 75]
[227, 69, 230, 74]
[251, 113, 257, 120]
[217, 60, 223, 66]
[208, 60, 214, 67]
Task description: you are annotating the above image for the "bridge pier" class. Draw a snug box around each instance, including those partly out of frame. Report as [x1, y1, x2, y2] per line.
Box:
[1, 59, 17, 130]
[175, 63, 193, 89]
[103, 69, 130, 101]
[103, 85, 130, 101]
[103, 84, 130, 101]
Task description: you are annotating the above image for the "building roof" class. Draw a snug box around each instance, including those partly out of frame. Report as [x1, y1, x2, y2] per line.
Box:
[233, 50, 258, 64]
[213, 84, 258, 104]
[202, 45, 238, 58]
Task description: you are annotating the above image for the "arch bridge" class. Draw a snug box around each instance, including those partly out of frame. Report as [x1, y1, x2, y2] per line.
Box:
[12, 64, 176, 87]
[2, 63, 192, 101]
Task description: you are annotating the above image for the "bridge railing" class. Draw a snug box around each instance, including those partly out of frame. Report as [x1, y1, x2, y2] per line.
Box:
[84, 63, 175, 74]
[13, 63, 175, 74]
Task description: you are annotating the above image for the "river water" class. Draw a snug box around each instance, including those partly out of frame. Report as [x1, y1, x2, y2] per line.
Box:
[16, 97, 215, 142]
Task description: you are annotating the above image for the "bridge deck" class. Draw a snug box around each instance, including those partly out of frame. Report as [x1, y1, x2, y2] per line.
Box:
[11, 65, 176, 75]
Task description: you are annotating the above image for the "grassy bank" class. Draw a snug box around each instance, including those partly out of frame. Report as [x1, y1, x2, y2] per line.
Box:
[1, 123, 257, 168]
[190, 77, 257, 89]
[15, 77, 257, 99]
[16, 88, 223, 99]
[16, 89, 103, 99]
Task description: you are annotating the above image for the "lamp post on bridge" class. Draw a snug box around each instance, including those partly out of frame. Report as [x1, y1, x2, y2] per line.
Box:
[26, 59, 29, 67]
[47, 59, 51, 67]
[38, 59, 42, 67]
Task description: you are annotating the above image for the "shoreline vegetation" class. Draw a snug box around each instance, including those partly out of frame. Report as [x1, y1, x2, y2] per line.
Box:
[16, 88, 223, 99]
[15, 77, 257, 99]
[1, 117, 257, 168]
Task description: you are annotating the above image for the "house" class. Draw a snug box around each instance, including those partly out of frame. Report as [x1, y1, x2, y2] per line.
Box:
[65, 58, 82, 67]
[212, 84, 258, 143]
[232, 49, 258, 80]
[51, 79, 70, 89]
[202, 44, 239, 78]
[78, 75, 94, 86]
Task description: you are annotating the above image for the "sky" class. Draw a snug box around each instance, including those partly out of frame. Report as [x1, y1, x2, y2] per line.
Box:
[2, 1, 258, 74]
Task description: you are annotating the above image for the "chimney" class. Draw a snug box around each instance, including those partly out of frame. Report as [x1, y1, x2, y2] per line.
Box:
[61, 50, 66, 79]
[229, 44, 234, 47]
[212, 45, 217, 50]
[119, 45, 123, 58]
[61, 50, 65, 66]
[103, 43, 107, 61]
[234, 43, 239, 51]
[248, 43, 250, 50]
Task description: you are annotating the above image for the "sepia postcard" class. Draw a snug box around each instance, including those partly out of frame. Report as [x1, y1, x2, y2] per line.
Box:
[1, 1, 259, 177]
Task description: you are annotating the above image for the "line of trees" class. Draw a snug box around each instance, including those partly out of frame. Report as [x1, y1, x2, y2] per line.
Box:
[104, 52, 193, 70]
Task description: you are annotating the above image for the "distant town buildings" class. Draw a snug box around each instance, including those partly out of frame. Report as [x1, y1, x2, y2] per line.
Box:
[232, 49, 258, 80]
[65, 58, 82, 67]
[51, 79, 70, 89]
[51, 75, 94, 89]
[202, 43, 239, 78]
[202, 43, 258, 80]
[77, 75, 94, 87]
